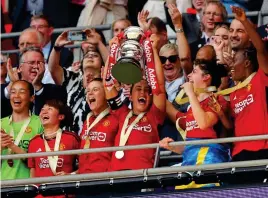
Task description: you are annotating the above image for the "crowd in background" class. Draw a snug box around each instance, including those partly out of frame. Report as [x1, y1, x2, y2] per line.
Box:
[1, 0, 268, 197]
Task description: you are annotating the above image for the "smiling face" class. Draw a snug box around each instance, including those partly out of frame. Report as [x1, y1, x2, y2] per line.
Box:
[86, 80, 107, 114]
[82, 51, 102, 70]
[10, 81, 34, 113]
[19, 51, 45, 83]
[229, 19, 251, 50]
[113, 20, 131, 37]
[39, 104, 64, 127]
[187, 65, 211, 88]
[202, 3, 224, 32]
[214, 26, 230, 47]
[230, 50, 248, 81]
[130, 80, 152, 114]
[159, 48, 181, 82]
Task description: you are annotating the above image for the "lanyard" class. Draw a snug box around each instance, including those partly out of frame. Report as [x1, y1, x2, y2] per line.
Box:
[43, 129, 62, 175]
[84, 107, 110, 149]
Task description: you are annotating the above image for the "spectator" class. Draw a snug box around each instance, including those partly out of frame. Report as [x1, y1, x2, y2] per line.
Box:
[30, 15, 73, 69]
[105, 34, 166, 171]
[18, 28, 54, 84]
[112, 18, 131, 37]
[190, 0, 228, 60]
[48, 31, 103, 134]
[1, 80, 43, 180]
[1, 54, 12, 118]
[5, 47, 67, 115]
[11, 0, 71, 32]
[161, 58, 231, 188]
[229, 6, 268, 161]
[165, 0, 206, 44]
[79, 78, 118, 174]
[28, 99, 80, 182]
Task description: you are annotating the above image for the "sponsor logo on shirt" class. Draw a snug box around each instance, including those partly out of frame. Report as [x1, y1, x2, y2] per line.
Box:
[59, 143, 65, 151]
[38, 158, 64, 169]
[186, 120, 199, 131]
[132, 124, 152, 132]
[234, 94, 254, 114]
[36, 148, 42, 152]
[82, 131, 107, 142]
[103, 120, 110, 127]
[18, 140, 30, 150]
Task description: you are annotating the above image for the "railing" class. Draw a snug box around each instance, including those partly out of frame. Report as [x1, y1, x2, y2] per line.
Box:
[1, 11, 267, 56]
[1, 134, 268, 187]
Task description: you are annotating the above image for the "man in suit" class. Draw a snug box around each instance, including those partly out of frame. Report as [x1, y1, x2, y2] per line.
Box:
[189, 0, 228, 60]
[11, 0, 71, 33]
[30, 15, 73, 69]
[165, 0, 205, 44]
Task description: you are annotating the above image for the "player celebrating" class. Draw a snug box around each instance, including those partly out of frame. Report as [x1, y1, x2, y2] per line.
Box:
[28, 99, 80, 183]
[78, 78, 119, 173]
[1, 80, 43, 180]
[229, 6, 268, 161]
[104, 34, 166, 171]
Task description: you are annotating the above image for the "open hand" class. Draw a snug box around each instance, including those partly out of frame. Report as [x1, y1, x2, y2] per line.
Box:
[138, 10, 151, 31]
[168, 4, 182, 28]
[231, 6, 246, 22]
[55, 31, 73, 47]
[7, 58, 20, 82]
[32, 61, 45, 90]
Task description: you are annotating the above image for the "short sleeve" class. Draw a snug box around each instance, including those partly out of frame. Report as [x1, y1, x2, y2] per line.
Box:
[27, 140, 36, 168]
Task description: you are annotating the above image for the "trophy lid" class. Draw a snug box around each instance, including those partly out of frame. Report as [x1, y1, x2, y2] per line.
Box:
[124, 26, 144, 41]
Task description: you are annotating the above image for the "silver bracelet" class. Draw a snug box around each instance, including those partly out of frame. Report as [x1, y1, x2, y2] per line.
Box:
[175, 28, 184, 33]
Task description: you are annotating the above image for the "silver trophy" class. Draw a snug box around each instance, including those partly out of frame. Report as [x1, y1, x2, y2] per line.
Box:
[111, 26, 145, 84]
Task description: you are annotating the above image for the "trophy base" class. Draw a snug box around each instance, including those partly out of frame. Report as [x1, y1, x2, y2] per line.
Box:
[112, 58, 143, 84]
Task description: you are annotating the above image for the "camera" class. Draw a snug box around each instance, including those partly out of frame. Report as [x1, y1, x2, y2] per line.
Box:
[68, 31, 87, 41]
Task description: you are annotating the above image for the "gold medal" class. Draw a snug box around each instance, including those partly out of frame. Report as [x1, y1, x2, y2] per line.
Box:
[115, 151, 124, 159]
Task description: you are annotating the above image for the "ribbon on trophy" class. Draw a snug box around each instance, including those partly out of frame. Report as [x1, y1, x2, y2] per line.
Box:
[105, 33, 125, 90]
[142, 31, 161, 95]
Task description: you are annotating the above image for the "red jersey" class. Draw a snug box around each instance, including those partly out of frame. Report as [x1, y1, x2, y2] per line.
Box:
[79, 113, 118, 173]
[109, 104, 165, 171]
[28, 131, 80, 198]
[176, 96, 229, 139]
[230, 69, 268, 156]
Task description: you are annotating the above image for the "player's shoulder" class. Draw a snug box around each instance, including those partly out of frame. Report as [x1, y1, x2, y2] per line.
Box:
[62, 130, 80, 142]
[29, 134, 42, 143]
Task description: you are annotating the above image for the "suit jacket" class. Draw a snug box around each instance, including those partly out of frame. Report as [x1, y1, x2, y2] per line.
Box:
[189, 37, 206, 61]
[34, 84, 67, 115]
[164, 3, 201, 44]
[11, 0, 71, 32]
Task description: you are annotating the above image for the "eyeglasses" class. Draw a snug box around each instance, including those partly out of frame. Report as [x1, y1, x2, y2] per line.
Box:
[21, 60, 45, 66]
[204, 11, 222, 17]
[159, 55, 178, 64]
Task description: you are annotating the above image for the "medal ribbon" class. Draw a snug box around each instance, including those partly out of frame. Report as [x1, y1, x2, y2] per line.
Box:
[84, 108, 110, 149]
[43, 128, 62, 175]
[8, 112, 32, 155]
[118, 111, 146, 148]
[175, 72, 256, 105]
[142, 32, 161, 95]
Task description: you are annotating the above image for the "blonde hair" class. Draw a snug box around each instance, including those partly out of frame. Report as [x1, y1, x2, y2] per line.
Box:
[159, 43, 178, 56]
[111, 19, 131, 31]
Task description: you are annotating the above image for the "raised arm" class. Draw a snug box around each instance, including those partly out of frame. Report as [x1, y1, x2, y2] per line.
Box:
[182, 82, 218, 130]
[48, 31, 73, 85]
[166, 100, 179, 123]
[151, 34, 166, 112]
[103, 37, 120, 100]
[231, 6, 268, 74]
[168, 4, 192, 75]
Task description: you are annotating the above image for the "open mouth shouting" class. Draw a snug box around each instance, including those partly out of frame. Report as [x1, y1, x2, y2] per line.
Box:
[138, 97, 146, 105]
[12, 99, 22, 107]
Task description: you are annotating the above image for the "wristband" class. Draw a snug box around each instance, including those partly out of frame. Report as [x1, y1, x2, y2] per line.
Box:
[54, 45, 63, 52]
[175, 28, 184, 33]
[107, 94, 123, 110]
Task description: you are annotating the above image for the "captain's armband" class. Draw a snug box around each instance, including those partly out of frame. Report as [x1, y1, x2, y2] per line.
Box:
[107, 94, 123, 110]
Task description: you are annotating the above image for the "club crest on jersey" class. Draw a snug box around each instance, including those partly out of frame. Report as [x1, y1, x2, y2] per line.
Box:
[59, 143, 65, 151]
[103, 120, 110, 127]
[247, 84, 252, 92]
[141, 116, 147, 122]
[25, 127, 32, 133]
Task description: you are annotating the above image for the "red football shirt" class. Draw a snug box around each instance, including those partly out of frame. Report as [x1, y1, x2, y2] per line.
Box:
[28, 131, 80, 177]
[176, 95, 229, 139]
[109, 104, 165, 171]
[230, 69, 268, 156]
[79, 113, 118, 173]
